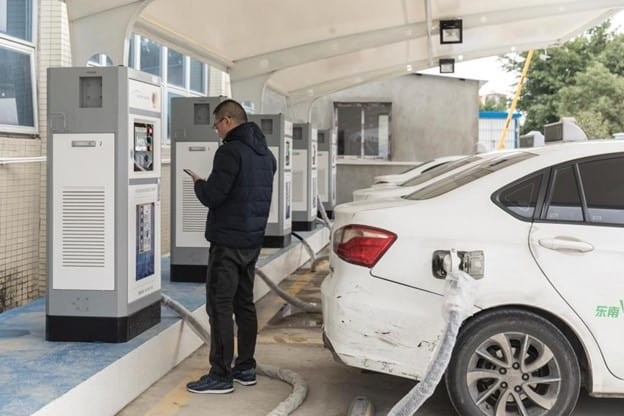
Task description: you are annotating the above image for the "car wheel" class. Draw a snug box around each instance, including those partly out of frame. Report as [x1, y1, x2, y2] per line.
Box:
[445, 309, 580, 416]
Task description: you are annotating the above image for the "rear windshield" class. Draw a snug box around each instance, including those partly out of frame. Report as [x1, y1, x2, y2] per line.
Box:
[401, 155, 481, 187]
[405, 152, 536, 200]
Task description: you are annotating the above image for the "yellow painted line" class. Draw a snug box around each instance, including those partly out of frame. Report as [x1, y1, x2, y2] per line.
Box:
[143, 370, 204, 416]
[257, 271, 317, 332]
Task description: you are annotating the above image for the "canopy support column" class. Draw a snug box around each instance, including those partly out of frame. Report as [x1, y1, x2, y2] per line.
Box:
[230, 74, 271, 114]
[68, 1, 153, 66]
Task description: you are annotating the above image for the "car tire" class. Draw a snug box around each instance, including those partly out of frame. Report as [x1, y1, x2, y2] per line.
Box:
[445, 309, 580, 416]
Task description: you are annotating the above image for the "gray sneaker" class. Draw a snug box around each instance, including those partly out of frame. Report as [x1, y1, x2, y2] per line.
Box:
[232, 368, 256, 386]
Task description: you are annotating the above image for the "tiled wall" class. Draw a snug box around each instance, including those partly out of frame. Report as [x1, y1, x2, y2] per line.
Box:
[0, 0, 217, 312]
[0, 138, 42, 311]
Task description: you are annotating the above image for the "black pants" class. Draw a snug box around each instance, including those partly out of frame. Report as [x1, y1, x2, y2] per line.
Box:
[206, 244, 261, 382]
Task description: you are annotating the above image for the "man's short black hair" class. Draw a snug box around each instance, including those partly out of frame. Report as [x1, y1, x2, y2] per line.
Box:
[214, 99, 248, 124]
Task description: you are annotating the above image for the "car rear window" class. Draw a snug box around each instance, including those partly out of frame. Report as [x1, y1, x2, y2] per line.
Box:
[401, 155, 481, 187]
[497, 173, 544, 220]
[405, 152, 535, 200]
[578, 156, 624, 225]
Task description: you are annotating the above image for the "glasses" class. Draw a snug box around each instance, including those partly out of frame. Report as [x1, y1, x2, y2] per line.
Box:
[213, 117, 227, 129]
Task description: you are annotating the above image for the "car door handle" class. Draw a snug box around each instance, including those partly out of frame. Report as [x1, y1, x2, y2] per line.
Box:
[538, 237, 594, 253]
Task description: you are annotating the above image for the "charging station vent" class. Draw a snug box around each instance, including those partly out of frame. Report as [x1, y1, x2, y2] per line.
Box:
[182, 177, 207, 232]
[61, 188, 106, 268]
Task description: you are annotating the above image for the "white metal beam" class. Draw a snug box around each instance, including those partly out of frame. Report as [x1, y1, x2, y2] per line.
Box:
[133, 18, 233, 72]
[68, 0, 153, 66]
[283, 34, 584, 105]
[229, 0, 623, 83]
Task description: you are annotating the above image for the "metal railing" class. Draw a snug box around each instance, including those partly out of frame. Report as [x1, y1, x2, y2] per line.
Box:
[0, 156, 47, 165]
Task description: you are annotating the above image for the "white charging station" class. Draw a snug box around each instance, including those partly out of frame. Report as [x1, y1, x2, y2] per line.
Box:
[317, 129, 337, 218]
[249, 114, 293, 248]
[292, 123, 318, 231]
[170, 96, 225, 282]
[47, 66, 162, 342]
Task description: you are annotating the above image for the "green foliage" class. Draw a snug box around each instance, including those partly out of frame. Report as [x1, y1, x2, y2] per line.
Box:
[480, 97, 508, 111]
[502, 21, 624, 137]
[558, 62, 624, 138]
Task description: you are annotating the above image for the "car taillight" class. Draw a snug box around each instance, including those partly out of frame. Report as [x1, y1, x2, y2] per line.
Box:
[333, 224, 397, 268]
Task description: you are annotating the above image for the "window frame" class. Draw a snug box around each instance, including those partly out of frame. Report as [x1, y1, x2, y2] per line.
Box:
[334, 101, 392, 160]
[0, 0, 36, 44]
[0, 38, 38, 135]
[492, 169, 549, 222]
[532, 152, 624, 228]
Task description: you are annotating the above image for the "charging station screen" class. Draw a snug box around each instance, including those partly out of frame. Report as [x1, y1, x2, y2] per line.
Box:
[134, 123, 154, 171]
[136, 203, 155, 280]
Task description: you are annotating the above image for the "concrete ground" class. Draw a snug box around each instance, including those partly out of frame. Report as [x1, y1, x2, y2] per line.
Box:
[118, 260, 623, 416]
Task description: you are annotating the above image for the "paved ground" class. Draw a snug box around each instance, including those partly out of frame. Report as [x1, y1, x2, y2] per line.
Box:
[118, 260, 624, 416]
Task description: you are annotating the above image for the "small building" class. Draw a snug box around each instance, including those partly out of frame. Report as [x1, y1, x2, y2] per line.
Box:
[478, 111, 522, 151]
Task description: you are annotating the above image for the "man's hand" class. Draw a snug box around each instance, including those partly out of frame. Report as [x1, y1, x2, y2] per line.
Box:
[183, 168, 202, 183]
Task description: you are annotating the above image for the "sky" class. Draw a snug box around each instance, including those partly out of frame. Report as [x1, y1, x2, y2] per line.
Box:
[420, 10, 624, 97]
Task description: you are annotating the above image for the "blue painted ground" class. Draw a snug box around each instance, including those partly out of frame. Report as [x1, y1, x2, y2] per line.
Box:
[0, 228, 319, 416]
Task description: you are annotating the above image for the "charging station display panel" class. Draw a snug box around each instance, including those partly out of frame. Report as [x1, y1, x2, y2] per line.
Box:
[133, 123, 154, 172]
[317, 151, 329, 201]
[128, 184, 161, 303]
[311, 169, 318, 210]
[268, 145, 280, 224]
[136, 203, 155, 280]
[52, 133, 115, 291]
[175, 142, 215, 247]
[292, 149, 308, 211]
[284, 171, 292, 224]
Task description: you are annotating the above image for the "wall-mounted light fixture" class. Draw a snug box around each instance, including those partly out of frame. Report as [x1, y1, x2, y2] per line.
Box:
[439, 58, 455, 74]
[440, 19, 463, 44]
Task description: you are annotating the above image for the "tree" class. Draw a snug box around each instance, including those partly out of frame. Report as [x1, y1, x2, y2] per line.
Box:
[501, 21, 623, 135]
[558, 62, 624, 138]
[480, 97, 508, 111]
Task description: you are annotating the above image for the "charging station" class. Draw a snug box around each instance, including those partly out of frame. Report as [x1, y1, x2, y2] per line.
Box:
[47, 66, 162, 342]
[292, 123, 318, 231]
[170, 96, 225, 282]
[317, 129, 337, 218]
[249, 114, 293, 248]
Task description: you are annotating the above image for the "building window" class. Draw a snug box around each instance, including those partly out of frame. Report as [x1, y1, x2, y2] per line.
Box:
[0, 45, 34, 128]
[167, 48, 184, 88]
[335, 102, 391, 159]
[140, 37, 161, 76]
[0, 0, 36, 134]
[130, 35, 212, 144]
[167, 91, 184, 140]
[189, 58, 204, 93]
[0, 0, 33, 42]
[87, 53, 114, 67]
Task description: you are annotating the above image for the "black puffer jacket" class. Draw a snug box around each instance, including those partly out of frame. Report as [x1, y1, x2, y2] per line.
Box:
[194, 122, 276, 248]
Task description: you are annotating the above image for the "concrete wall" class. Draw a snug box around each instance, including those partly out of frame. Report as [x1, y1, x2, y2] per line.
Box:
[336, 161, 419, 204]
[265, 74, 480, 205]
[309, 74, 480, 161]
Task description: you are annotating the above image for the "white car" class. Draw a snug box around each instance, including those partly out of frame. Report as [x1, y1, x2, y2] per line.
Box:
[372, 155, 464, 186]
[322, 140, 624, 416]
[353, 153, 496, 201]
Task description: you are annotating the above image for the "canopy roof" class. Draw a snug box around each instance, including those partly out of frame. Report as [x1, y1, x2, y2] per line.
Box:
[66, 0, 623, 104]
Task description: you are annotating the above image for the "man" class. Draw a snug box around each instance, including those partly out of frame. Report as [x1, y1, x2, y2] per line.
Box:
[184, 99, 276, 394]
